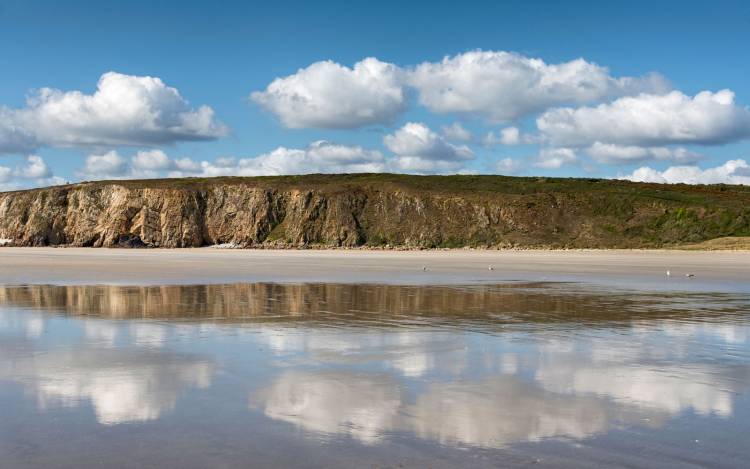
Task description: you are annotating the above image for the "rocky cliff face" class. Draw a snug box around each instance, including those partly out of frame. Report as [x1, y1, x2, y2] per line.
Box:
[1, 175, 749, 248]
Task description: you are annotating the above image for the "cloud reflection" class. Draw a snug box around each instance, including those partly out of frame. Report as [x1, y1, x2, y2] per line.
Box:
[252, 371, 661, 448]
[253, 371, 402, 444]
[11, 347, 212, 425]
[1, 282, 749, 452]
[251, 315, 749, 448]
[0, 311, 214, 425]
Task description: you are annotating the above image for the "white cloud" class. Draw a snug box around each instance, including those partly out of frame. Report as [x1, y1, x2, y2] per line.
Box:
[384, 123, 473, 160]
[13, 155, 52, 179]
[77, 142, 388, 181]
[408, 50, 668, 122]
[622, 159, 750, 185]
[171, 157, 202, 173]
[534, 147, 578, 169]
[586, 143, 702, 165]
[0, 108, 37, 153]
[0, 72, 227, 154]
[384, 122, 473, 173]
[189, 141, 387, 177]
[495, 158, 522, 175]
[441, 122, 473, 141]
[250, 51, 669, 129]
[498, 127, 521, 145]
[228, 144, 381, 175]
[389, 157, 471, 174]
[0, 166, 11, 183]
[483, 126, 536, 146]
[251, 57, 405, 129]
[538, 90, 750, 147]
[0, 155, 63, 191]
[79, 149, 201, 180]
[131, 149, 173, 171]
[79, 151, 129, 179]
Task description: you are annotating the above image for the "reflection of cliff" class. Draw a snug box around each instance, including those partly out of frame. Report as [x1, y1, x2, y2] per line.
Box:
[1, 283, 746, 324]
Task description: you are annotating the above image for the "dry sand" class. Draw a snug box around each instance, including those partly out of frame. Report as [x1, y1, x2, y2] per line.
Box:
[0, 247, 748, 292]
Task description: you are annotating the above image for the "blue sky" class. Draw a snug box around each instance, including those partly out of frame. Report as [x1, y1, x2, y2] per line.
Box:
[1, 0, 750, 189]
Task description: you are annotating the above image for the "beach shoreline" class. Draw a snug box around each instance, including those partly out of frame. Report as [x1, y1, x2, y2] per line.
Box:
[1, 247, 748, 292]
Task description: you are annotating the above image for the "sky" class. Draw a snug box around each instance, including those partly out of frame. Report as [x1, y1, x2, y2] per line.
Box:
[1, 0, 750, 190]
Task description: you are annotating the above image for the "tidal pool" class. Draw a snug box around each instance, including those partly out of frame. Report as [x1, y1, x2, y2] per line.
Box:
[1, 282, 749, 468]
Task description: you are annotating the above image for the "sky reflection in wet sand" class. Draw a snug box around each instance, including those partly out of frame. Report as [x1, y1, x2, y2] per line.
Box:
[1, 282, 749, 468]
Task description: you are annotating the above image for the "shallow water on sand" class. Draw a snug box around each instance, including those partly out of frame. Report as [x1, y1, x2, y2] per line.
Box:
[1, 282, 749, 468]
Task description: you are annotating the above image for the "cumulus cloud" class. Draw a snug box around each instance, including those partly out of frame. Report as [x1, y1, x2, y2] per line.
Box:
[191, 141, 387, 176]
[0, 155, 63, 191]
[78, 149, 206, 180]
[79, 151, 130, 179]
[0, 72, 227, 154]
[538, 90, 750, 147]
[408, 50, 668, 122]
[13, 155, 52, 179]
[495, 158, 523, 175]
[251, 57, 405, 129]
[441, 122, 473, 141]
[586, 143, 702, 165]
[498, 127, 521, 145]
[482, 126, 537, 146]
[250, 51, 669, 129]
[622, 159, 750, 185]
[74, 131, 477, 181]
[131, 149, 173, 171]
[0, 108, 37, 153]
[384, 122, 473, 173]
[77, 142, 388, 181]
[0, 165, 11, 183]
[534, 147, 578, 169]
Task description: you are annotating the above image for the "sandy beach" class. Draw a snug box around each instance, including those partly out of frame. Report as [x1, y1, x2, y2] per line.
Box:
[0, 247, 747, 292]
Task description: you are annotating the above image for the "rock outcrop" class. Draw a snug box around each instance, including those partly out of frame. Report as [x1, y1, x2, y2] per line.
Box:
[1, 174, 749, 248]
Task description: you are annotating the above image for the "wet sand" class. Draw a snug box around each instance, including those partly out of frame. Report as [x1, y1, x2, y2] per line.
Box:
[2, 251, 750, 468]
[2, 281, 749, 468]
[0, 247, 748, 291]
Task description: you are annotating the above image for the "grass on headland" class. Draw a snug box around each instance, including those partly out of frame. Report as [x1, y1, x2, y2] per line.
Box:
[675, 237, 750, 250]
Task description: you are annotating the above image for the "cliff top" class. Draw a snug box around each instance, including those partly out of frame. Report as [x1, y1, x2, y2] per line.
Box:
[4, 173, 750, 203]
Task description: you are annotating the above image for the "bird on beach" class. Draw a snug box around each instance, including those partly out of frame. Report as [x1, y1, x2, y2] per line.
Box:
[422, 266, 427, 271]
[488, 266, 494, 271]
[686, 273, 695, 278]
[666, 270, 671, 277]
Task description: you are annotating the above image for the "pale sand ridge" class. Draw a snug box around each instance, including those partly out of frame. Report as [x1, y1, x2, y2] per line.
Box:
[0, 248, 748, 292]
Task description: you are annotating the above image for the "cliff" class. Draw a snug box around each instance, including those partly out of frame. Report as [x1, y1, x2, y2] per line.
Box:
[1, 174, 749, 249]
